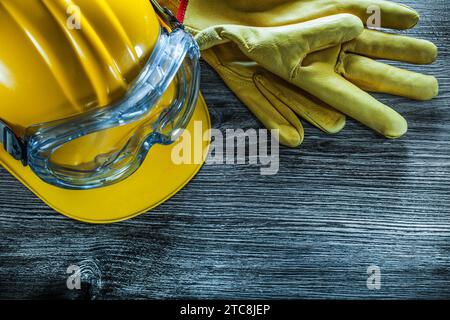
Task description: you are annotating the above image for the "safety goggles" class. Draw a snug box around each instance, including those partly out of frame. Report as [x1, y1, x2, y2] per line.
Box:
[0, 0, 200, 190]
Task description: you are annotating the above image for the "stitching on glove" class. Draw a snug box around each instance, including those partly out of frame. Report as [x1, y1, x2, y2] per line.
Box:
[222, 29, 252, 53]
[209, 56, 255, 87]
[254, 73, 304, 134]
[336, 47, 348, 76]
[258, 74, 322, 129]
[290, 55, 305, 81]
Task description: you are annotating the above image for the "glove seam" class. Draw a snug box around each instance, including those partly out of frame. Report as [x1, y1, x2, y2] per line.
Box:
[290, 57, 304, 81]
[336, 48, 347, 76]
[264, 77, 338, 133]
[207, 55, 256, 87]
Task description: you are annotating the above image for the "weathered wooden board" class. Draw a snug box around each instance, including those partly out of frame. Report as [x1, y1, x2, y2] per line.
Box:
[0, 0, 449, 299]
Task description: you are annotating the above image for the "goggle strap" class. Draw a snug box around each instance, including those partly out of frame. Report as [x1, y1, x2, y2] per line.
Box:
[150, 0, 184, 30]
[0, 120, 27, 165]
[177, 0, 189, 23]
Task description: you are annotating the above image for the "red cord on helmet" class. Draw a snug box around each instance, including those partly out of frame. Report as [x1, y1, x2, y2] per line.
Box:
[176, 0, 189, 23]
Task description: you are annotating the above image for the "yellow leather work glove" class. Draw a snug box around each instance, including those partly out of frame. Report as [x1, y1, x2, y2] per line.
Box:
[194, 15, 365, 147]
[209, 23, 438, 139]
[198, 39, 352, 147]
[162, 0, 439, 146]
[160, 0, 364, 146]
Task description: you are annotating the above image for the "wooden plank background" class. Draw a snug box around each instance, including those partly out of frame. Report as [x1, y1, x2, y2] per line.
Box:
[0, 0, 449, 299]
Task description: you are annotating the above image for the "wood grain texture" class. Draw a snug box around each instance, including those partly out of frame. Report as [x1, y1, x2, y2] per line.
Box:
[0, 0, 449, 299]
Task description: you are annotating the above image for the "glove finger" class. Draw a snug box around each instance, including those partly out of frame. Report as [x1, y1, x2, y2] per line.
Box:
[214, 14, 363, 83]
[220, 14, 363, 54]
[246, 92, 305, 148]
[203, 53, 305, 147]
[344, 0, 419, 30]
[297, 67, 408, 138]
[202, 46, 305, 147]
[251, 76, 305, 147]
[339, 53, 439, 101]
[185, 0, 418, 31]
[254, 71, 346, 134]
[344, 30, 438, 64]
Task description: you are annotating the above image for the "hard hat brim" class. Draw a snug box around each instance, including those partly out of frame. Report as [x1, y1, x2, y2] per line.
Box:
[0, 94, 211, 224]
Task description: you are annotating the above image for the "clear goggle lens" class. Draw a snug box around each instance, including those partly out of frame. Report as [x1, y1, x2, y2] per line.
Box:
[24, 27, 200, 190]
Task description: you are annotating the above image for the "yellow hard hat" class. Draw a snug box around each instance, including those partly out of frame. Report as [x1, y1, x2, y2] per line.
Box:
[0, 0, 210, 223]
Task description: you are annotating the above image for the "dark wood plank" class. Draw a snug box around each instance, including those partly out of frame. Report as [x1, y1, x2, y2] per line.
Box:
[1, 0, 449, 299]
